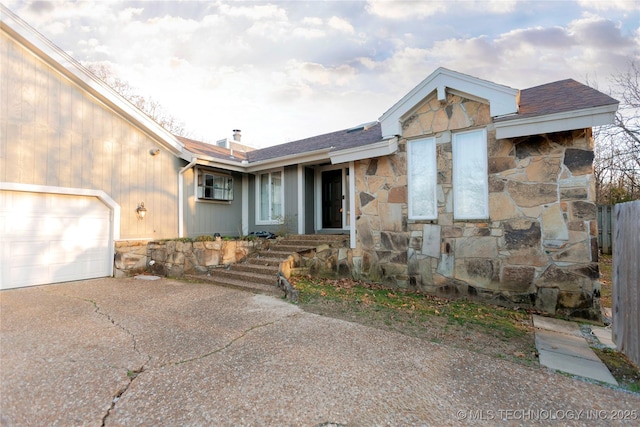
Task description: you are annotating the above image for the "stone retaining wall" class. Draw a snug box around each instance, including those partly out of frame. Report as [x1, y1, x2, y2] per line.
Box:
[281, 241, 351, 278]
[352, 92, 600, 319]
[146, 238, 266, 277]
[114, 240, 150, 278]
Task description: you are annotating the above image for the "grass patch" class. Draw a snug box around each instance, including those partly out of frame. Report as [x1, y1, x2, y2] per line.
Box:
[599, 254, 613, 308]
[292, 275, 536, 364]
[593, 347, 640, 393]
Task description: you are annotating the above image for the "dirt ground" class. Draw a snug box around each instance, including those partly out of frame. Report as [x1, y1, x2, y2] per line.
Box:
[291, 276, 539, 367]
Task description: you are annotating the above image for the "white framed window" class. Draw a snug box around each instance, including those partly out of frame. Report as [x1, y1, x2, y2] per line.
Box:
[197, 169, 233, 201]
[452, 128, 488, 220]
[407, 137, 437, 220]
[256, 169, 283, 224]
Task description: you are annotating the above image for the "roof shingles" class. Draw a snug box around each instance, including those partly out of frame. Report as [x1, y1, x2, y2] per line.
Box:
[498, 79, 618, 121]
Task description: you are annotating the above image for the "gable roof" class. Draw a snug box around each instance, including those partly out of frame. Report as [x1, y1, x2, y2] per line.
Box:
[0, 4, 184, 155]
[379, 67, 520, 138]
[494, 79, 618, 139]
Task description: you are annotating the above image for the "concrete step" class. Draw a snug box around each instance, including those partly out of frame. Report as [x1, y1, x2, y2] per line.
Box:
[271, 244, 315, 253]
[212, 269, 276, 284]
[232, 263, 279, 275]
[283, 234, 348, 241]
[256, 249, 296, 258]
[187, 274, 282, 297]
[247, 257, 282, 267]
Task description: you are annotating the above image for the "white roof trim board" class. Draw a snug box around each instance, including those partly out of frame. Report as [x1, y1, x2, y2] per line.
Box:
[1, 5, 184, 155]
[379, 67, 520, 139]
[330, 138, 399, 164]
[494, 105, 618, 139]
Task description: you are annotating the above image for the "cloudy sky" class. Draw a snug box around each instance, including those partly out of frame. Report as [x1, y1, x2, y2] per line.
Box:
[4, 0, 639, 147]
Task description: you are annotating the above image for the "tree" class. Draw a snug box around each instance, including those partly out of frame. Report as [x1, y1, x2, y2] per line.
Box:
[85, 63, 192, 138]
[594, 62, 640, 204]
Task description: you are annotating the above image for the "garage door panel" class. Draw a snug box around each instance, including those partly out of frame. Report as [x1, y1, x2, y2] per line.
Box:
[0, 190, 113, 290]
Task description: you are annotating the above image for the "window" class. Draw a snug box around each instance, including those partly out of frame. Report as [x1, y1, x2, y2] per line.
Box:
[257, 170, 283, 223]
[452, 129, 488, 219]
[407, 137, 437, 220]
[197, 170, 233, 201]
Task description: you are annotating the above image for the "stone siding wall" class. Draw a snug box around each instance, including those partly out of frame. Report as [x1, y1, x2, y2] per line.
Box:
[353, 93, 600, 319]
[146, 239, 265, 277]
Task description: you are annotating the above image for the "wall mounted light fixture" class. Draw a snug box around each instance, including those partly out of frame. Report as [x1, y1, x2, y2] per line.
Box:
[136, 202, 147, 220]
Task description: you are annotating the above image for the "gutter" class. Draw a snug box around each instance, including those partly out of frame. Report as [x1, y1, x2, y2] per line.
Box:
[178, 157, 198, 238]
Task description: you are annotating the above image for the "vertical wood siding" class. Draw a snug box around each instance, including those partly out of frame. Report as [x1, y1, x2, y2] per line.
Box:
[612, 201, 640, 367]
[1, 31, 181, 239]
[182, 168, 244, 237]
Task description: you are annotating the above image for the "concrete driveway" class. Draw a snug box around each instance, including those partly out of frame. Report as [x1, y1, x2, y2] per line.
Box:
[1, 278, 638, 426]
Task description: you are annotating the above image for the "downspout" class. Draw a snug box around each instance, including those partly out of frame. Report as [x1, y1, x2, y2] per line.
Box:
[178, 157, 198, 238]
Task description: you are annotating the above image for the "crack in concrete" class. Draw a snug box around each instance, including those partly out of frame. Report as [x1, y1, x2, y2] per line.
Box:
[41, 290, 150, 427]
[39, 288, 300, 425]
[167, 312, 301, 366]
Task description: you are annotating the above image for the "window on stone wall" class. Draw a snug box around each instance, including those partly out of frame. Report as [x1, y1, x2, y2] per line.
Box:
[452, 128, 488, 219]
[407, 137, 437, 220]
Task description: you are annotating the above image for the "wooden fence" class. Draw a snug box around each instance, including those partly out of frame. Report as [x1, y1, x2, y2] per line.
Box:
[597, 205, 613, 255]
[612, 200, 640, 368]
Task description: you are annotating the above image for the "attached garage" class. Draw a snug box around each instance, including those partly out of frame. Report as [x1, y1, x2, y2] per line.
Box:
[0, 185, 119, 290]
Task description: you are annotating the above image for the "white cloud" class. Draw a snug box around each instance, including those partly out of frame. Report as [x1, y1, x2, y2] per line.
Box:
[217, 2, 287, 20]
[328, 16, 355, 34]
[118, 7, 143, 21]
[366, 0, 517, 19]
[366, 0, 447, 19]
[577, 0, 640, 11]
[302, 17, 323, 26]
[292, 27, 326, 39]
[285, 60, 357, 87]
[484, 0, 518, 14]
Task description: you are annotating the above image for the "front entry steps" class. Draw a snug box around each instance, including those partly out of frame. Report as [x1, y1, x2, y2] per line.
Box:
[187, 234, 349, 296]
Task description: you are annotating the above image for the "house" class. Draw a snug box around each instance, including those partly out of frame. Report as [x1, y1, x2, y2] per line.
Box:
[1, 6, 619, 318]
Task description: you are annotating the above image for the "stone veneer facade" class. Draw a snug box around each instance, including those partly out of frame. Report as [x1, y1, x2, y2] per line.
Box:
[352, 93, 600, 319]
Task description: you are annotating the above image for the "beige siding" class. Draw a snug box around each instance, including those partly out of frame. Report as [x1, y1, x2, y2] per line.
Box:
[1, 30, 182, 239]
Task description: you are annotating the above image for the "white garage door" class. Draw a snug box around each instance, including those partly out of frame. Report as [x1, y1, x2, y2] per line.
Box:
[0, 190, 112, 290]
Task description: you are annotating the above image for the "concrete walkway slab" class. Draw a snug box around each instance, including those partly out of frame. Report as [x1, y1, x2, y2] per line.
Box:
[538, 350, 619, 385]
[533, 315, 618, 386]
[591, 326, 617, 349]
[533, 315, 582, 336]
[535, 329, 602, 361]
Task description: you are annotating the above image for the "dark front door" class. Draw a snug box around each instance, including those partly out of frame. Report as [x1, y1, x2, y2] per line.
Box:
[322, 169, 342, 228]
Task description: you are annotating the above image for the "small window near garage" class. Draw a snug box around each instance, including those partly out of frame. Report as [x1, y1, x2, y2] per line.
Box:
[452, 128, 488, 220]
[197, 170, 233, 201]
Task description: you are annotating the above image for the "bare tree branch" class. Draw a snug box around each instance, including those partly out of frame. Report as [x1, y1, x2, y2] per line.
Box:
[84, 62, 192, 138]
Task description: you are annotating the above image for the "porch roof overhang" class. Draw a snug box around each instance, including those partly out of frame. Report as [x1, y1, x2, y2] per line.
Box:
[1, 5, 184, 156]
[179, 152, 248, 173]
[244, 147, 334, 172]
[330, 137, 398, 164]
[494, 104, 619, 139]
